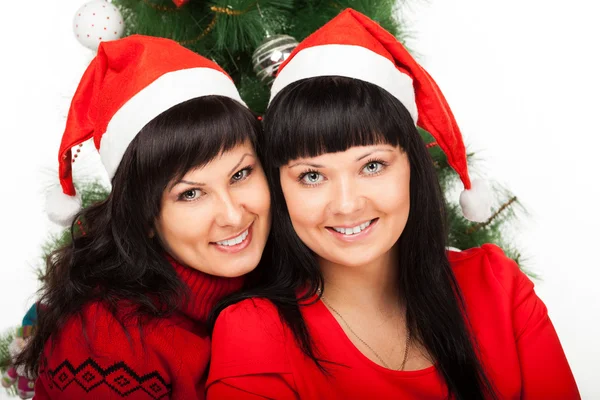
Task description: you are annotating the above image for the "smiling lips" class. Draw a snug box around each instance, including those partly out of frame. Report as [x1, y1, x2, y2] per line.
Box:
[212, 223, 254, 253]
[326, 218, 378, 242]
[331, 219, 373, 235]
[216, 230, 249, 246]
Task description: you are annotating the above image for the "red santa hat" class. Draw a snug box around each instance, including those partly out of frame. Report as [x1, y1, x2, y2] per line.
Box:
[270, 9, 493, 222]
[47, 35, 246, 226]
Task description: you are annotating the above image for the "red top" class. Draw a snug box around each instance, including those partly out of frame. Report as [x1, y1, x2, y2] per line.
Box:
[207, 244, 580, 399]
[34, 258, 243, 400]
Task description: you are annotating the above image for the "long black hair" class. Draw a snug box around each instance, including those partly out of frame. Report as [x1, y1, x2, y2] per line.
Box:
[212, 77, 497, 399]
[17, 96, 262, 376]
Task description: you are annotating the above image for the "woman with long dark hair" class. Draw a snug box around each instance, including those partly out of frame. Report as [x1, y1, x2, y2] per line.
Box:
[207, 9, 579, 399]
[16, 36, 271, 399]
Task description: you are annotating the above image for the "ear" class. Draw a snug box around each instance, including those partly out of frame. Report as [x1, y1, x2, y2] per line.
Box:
[148, 228, 155, 238]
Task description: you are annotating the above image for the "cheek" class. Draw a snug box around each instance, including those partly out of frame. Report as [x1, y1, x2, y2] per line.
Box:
[377, 172, 411, 216]
[282, 185, 325, 230]
[158, 203, 211, 246]
[241, 175, 271, 215]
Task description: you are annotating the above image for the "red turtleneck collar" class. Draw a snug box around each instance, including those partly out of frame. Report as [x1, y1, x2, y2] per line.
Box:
[168, 256, 245, 323]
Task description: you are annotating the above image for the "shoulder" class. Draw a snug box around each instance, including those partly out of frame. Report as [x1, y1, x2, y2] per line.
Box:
[49, 300, 209, 359]
[218, 297, 280, 317]
[51, 301, 184, 343]
[46, 302, 200, 358]
[213, 298, 284, 340]
[449, 243, 524, 293]
[448, 244, 536, 318]
[209, 298, 290, 382]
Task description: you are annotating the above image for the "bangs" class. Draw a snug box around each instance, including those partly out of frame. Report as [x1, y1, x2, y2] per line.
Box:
[263, 77, 415, 167]
[138, 95, 260, 183]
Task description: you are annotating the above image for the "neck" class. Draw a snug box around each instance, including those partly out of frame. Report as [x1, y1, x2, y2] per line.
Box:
[168, 256, 244, 323]
[319, 245, 402, 315]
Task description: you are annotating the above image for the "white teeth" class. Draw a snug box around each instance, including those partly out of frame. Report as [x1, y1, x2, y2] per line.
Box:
[332, 220, 372, 235]
[216, 229, 248, 246]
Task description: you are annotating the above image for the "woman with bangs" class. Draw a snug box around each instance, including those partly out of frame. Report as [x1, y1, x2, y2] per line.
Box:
[16, 36, 271, 399]
[207, 9, 579, 400]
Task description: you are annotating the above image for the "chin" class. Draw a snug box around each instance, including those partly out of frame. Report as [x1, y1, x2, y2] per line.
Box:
[215, 265, 254, 278]
[216, 254, 261, 278]
[328, 252, 380, 268]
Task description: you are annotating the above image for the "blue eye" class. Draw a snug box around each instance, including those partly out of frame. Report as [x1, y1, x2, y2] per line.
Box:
[362, 161, 384, 175]
[300, 171, 324, 185]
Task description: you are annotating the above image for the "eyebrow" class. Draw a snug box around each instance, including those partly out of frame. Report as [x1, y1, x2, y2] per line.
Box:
[179, 179, 205, 186]
[173, 153, 254, 189]
[288, 161, 325, 169]
[228, 153, 253, 175]
[356, 148, 394, 161]
[288, 148, 394, 168]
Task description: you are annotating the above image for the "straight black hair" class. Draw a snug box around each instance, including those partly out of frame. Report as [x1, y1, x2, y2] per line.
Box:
[211, 77, 497, 399]
[17, 95, 262, 376]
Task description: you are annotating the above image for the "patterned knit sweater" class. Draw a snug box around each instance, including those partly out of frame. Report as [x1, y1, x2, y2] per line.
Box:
[34, 258, 243, 400]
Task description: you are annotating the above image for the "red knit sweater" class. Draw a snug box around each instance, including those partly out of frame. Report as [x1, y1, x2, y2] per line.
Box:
[34, 258, 243, 400]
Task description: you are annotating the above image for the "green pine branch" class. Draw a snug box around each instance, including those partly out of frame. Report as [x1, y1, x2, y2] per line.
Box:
[0, 328, 18, 397]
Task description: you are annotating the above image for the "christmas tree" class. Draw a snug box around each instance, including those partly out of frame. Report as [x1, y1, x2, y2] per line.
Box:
[0, 181, 109, 397]
[2, 1, 523, 396]
[107, 0, 521, 256]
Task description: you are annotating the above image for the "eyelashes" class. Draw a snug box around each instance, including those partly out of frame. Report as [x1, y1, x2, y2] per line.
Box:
[231, 166, 254, 183]
[178, 188, 204, 202]
[361, 158, 388, 175]
[297, 169, 322, 185]
[296, 158, 389, 187]
[176, 165, 255, 202]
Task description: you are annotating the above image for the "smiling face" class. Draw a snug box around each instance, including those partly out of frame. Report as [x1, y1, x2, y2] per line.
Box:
[154, 141, 271, 277]
[280, 144, 410, 268]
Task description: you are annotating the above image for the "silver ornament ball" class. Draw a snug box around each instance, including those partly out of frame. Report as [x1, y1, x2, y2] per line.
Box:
[252, 34, 298, 84]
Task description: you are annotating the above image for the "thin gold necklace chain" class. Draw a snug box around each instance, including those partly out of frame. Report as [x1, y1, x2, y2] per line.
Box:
[320, 295, 411, 371]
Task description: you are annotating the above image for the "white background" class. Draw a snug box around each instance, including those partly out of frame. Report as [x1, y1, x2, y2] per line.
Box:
[0, 0, 598, 398]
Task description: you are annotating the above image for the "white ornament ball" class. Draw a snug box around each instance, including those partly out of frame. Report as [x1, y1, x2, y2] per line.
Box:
[73, 0, 124, 52]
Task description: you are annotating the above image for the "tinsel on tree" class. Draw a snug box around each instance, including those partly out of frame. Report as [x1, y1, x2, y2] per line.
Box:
[2, 1, 525, 395]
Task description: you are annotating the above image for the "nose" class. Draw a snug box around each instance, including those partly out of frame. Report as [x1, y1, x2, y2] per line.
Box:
[329, 176, 365, 216]
[214, 190, 244, 227]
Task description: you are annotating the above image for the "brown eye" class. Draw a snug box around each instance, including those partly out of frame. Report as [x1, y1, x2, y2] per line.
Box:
[232, 168, 251, 182]
[181, 189, 201, 201]
[231, 169, 248, 181]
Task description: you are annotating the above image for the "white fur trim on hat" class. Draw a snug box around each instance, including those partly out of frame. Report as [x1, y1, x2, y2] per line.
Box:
[459, 179, 493, 222]
[100, 67, 246, 179]
[45, 185, 82, 227]
[270, 44, 418, 123]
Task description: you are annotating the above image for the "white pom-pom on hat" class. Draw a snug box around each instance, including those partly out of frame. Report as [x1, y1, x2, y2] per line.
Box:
[45, 185, 82, 227]
[459, 179, 493, 222]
